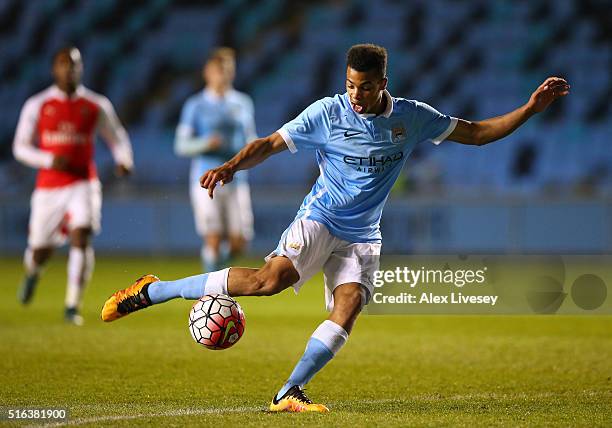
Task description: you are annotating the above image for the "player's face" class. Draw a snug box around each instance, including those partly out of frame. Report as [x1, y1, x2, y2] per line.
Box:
[204, 58, 235, 88]
[52, 48, 83, 91]
[346, 67, 387, 114]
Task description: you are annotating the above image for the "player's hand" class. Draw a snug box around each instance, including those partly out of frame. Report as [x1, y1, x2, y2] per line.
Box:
[208, 134, 223, 151]
[200, 162, 235, 199]
[527, 77, 570, 113]
[115, 164, 132, 177]
[51, 155, 69, 171]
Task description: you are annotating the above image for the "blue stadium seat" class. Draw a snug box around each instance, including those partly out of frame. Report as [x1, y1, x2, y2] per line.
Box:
[0, 0, 609, 197]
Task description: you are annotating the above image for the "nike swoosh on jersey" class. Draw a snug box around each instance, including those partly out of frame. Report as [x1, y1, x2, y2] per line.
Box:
[344, 130, 363, 137]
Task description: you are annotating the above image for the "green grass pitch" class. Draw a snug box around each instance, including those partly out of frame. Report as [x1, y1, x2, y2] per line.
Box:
[0, 256, 610, 427]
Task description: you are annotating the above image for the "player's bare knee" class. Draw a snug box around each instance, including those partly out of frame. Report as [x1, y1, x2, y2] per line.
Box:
[32, 247, 53, 265]
[335, 294, 363, 319]
[335, 286, 364, 311]
[329, 284, 365, 333]
[70, 228, 91, 248]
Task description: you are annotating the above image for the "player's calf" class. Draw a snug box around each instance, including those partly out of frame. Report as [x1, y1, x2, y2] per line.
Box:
[18, 247, 52, 305]
[236, 271, 288, 296]
[228, 256, 298, 297]
[18, 273, 39, 305]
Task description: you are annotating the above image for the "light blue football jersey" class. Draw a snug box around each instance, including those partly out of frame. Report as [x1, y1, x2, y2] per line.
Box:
[177, 88, 257, 185]
[278, 90, 457, 243]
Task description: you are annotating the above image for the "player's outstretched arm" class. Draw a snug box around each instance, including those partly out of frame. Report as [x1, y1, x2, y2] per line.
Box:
[175, 133, 225, 157]
[12, 98, 56, 170]
[96, 95, 134, 176]
[448, 77, 570, 146]
[200, 131, 287, 198]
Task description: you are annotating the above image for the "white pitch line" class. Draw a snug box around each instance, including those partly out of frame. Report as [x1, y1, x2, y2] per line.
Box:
[20, 396, 512, 427]
[26, 406, 261, 428]
[25, 390, 610, 427]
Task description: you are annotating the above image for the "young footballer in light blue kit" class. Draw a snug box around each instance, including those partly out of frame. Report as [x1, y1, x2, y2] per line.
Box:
[175, 48, 256, 272]
[102, 44, 569, 412]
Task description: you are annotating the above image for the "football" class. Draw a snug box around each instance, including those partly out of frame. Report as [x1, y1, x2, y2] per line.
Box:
[188, 294, 246, 350]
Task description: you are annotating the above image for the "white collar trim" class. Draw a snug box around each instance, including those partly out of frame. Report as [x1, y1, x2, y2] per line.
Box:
[357, 89, 393, 119]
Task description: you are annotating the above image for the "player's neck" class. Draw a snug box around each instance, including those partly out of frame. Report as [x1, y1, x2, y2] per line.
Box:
[57, 83, 78, 97]
[207, 84, 231, 97]
[368, 92, 387, 116]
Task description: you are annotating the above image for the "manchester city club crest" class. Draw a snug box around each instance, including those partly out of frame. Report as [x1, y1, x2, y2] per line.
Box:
[391, 123, 406, 143]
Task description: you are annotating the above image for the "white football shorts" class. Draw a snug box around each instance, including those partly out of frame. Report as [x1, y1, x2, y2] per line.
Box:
[28, 179, 102, 248]
[190, 181, 254, 240]
[266, 218, 381, 311]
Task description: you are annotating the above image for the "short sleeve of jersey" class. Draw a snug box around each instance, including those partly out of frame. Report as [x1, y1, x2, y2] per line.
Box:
[177, 99, 197, 139]
[278, 99, 331, 153]
[415, 101, 457, 145]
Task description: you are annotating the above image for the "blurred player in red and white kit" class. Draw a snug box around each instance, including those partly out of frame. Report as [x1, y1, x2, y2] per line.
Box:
[13, 46, 133, 325]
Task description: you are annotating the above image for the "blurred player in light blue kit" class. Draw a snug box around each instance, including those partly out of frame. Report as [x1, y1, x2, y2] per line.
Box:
[103, 44, 569, 412]
[175, 48, 256, 272]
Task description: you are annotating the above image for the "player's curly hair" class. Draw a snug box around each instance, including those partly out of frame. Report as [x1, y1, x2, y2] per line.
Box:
[346, 44, 387, 79]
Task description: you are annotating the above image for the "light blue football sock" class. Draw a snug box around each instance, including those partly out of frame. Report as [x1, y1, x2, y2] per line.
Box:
[147, 269, 229, 304]
[219, 243, 231, 266]
[202, 246, 220, 273]
[204, 259, 219, 273]
[148, 274, 208, 304]
[275, 320, 349, 400]
[276, 338, 334, 399]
